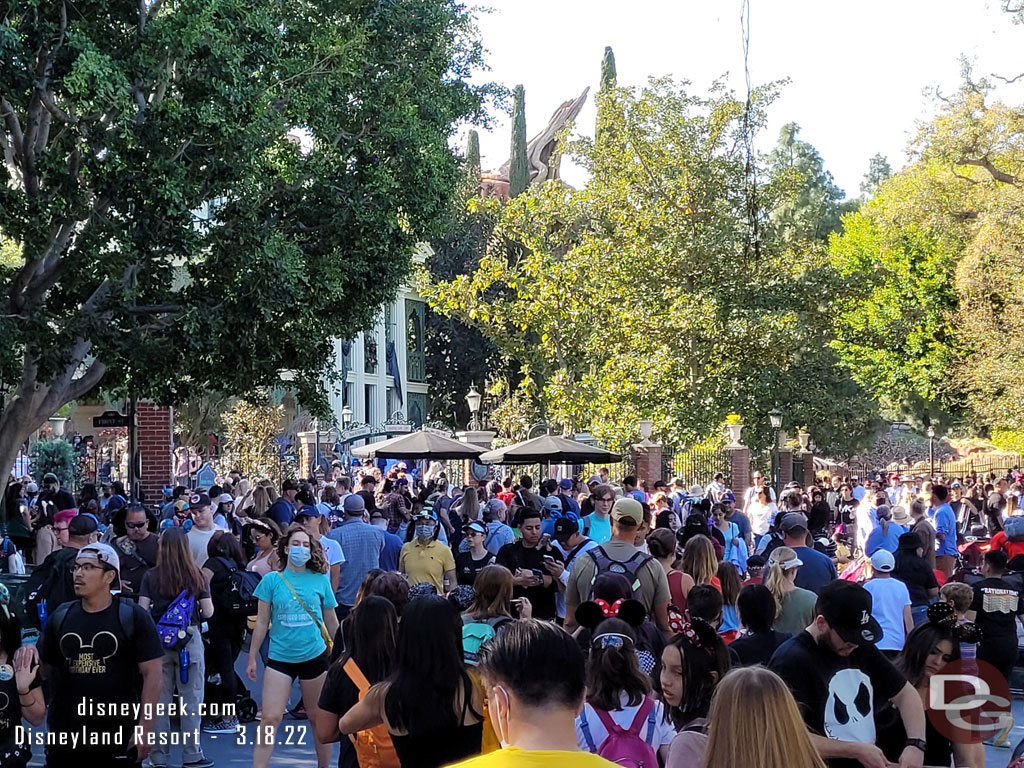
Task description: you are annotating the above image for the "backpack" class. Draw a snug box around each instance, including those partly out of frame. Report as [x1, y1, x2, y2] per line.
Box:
[24, 547, 78, 628]
[1004, 515, 1024, 543]
[461, 615, 511, 665]
[579, 698, 658, 768]
[156, 590, 195, 651]
[51, 596, 137, 646]
[343, 658, 400, 768]
[586, 545, 654, 602]
[213, 557, 262, 617]
[0, 538, 24, 575]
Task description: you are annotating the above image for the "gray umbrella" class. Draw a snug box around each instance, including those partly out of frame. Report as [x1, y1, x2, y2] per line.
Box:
[478, 434, 621, 464]
[350, 430, 484, 460]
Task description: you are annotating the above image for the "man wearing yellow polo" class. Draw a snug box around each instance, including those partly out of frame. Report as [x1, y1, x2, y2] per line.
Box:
[399, 510, 456, 594]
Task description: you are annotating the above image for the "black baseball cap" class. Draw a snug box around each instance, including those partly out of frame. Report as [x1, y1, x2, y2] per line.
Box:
[68, 513, 99, 536]
[818, 581, 883, 646]
[552, 517, 578, 542]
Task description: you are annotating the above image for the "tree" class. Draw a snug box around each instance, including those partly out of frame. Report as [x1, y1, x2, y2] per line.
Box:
[600, 46, 617, 91]
[508, 85, 529, 198]
[465, 130, 481, 178]
[860, 153, 893, 198]
[0, 0, 494, 487]
[426, 77, 879, 454]
[217, 396, 284, 481]
[766, 123, 849, 244]
[596, 46, 618, 147]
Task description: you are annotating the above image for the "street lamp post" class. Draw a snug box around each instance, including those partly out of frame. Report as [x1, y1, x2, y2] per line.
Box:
[927, 425, 935, 479]
[466, 385, 483, 431]
[768, 407, 783, 497]
[341, 406, 353, 467]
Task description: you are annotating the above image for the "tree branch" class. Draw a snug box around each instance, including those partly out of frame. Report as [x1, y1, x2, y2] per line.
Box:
[122, 304, 182, 315]
[991, 72, 1024, 84]
[956, 156, 1019, 186]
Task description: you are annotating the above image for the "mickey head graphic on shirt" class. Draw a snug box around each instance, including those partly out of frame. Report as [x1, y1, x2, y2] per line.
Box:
[60, 630, 119, 674]
[824, 668, 875, 744]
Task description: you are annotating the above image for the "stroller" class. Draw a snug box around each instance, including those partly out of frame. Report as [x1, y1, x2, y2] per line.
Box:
[201, 627, 258, 723]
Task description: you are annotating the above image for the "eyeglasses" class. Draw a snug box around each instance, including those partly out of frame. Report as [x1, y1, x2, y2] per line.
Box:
[126, 521, 147, 530]
[73, 562, 102, 573]
[54, 526, 69, 533]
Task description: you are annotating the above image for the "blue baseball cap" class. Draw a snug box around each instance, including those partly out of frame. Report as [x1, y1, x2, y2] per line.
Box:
[296, 505, 321, 519]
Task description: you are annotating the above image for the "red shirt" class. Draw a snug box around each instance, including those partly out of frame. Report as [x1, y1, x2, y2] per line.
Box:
[989, 530, 1024, 561]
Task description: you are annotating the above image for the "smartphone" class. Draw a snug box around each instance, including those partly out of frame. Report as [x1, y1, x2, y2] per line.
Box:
[542, 554, 555, 563]
[531, 568, 545, 578]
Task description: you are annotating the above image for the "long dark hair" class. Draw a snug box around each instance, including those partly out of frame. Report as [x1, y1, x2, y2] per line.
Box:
[662, 619, 730, 728]
[384, 594, 474, 734]
[208, 531, 247, 570]
[586, 618, 649, 711]
[154, 527, 207, 599]
[896, 622, 958, 689]
[344, 596, 397, 685]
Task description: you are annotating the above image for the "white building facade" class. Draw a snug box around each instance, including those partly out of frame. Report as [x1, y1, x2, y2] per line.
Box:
[326, 246, 430, 429]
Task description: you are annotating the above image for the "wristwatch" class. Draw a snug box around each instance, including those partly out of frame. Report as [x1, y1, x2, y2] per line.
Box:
[905, 738, 927, 753]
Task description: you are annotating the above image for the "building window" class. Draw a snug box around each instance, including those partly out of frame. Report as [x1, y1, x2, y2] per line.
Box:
[364, 333, 378, 374]
[384, 302, 396, 346]
[406, 300, 426, 383]
[364, 384, 375, 425]
[408, 393, 427, 428]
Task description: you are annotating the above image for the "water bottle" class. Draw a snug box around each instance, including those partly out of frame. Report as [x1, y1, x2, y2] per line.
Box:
[180, 648, 189, 685]
[37, 599, 48, 627]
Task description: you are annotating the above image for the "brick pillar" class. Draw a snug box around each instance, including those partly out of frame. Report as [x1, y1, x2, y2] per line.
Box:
[725, 445, 750, 496]
[778, 447, 794, 490]
[632, 444, 663, 488]
[136, 402, 173, 504]
[803, 451, 815, 486]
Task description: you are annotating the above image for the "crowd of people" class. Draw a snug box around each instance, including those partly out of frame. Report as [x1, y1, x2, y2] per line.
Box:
[1, 461, 1022, 768]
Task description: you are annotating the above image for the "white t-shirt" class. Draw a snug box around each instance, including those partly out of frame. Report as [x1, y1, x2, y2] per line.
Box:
[575, 694, 675, 753]
[863, 577, 911, 651]
[320, 536, 346, 566]
[188, 526, 221, 567]
[748, 501, 778, 535]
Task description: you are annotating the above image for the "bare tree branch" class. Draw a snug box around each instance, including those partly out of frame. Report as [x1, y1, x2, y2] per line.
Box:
[991, 72, 1024, 84]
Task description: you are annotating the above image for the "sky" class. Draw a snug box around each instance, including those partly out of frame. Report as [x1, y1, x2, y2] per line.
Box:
[464, 0, 1024, 198]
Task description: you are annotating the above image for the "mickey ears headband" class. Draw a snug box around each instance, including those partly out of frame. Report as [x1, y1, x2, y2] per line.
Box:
[926, 601, 983, 643]
[575, 598, 646, 630]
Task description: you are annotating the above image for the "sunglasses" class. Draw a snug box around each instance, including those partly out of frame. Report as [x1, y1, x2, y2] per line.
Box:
[594, 497, 614, 502]
[126, 521, 147, 530]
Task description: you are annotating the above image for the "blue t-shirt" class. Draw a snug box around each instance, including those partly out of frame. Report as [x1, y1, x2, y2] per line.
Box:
[379, 530, 404, 571]
[934, 503, 958, 556]
[253, 569, 338, 663]
[583, 514, 612, 545]
[851, 485, 867, 502]
[865, 523, 907, 555]
[267, 498, 294, 528]
[791, 546, 837, 594]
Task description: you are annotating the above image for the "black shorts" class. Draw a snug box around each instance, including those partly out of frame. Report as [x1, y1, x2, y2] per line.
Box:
[266, 651, 329, 680]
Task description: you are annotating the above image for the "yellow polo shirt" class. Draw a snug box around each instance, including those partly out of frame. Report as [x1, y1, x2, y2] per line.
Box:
[399, 538, 455, 594]
[450, 747, 616, 768]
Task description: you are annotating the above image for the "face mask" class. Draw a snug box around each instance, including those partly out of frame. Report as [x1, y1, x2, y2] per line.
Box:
[492, 686, 511, 748]
[289, 545, 312, 567]
[415, 524, 434, 540]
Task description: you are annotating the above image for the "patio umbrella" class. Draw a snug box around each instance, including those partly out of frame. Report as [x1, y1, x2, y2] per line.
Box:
[350, 430, 485, 460]
[478, 434, 621, 465]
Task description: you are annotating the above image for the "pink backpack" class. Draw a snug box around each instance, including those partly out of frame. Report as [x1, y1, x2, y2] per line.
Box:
[579, 698, 658, 768]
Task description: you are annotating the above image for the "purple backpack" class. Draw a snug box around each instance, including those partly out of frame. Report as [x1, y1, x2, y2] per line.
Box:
[579, 697, 658, 768]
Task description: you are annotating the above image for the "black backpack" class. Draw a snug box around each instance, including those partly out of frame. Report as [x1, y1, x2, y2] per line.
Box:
[213, 557, 262, 617]
[586, 545, 655, 602]
[25, 548, 78, 628]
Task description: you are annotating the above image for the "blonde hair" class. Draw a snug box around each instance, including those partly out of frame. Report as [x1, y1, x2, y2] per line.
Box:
[940, 581, 973, 613]
[764, 546, 799, 617]
[681, 535, 718, 586]
[702, 667, 825, 768]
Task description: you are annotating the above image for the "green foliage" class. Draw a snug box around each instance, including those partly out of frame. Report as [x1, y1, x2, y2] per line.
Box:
[426, 77, 880, 456]
[465, 130, 481, 177]
[0, 0, 495, 481]
[29, 440, 80, 491]
[766, 123, 850, 244]
[509, 85, 529, 198]
[860, 153, 893, 198]
[992, 430, 1024, 454]
[600, 46, 617, 91]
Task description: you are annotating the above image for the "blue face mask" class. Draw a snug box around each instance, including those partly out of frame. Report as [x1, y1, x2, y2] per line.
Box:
[288, 545, 312, 567]
[415, 524, 435, 540]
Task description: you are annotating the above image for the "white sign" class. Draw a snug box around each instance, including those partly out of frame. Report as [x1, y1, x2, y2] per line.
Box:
[423, 427, 452, 437]
[384, 423, 413, 434]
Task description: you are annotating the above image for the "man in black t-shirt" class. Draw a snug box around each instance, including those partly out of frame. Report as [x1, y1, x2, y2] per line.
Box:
[768, 581, 926, 768]
[36, 473, 76, 519]
[112, 506, 158, 596]
[967, 549, 1024, 681]
[33, 542, 163, 767]
[496, 508, 563, 620]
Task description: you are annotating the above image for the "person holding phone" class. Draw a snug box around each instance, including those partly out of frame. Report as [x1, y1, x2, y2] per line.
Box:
[495, 508, 564, 621]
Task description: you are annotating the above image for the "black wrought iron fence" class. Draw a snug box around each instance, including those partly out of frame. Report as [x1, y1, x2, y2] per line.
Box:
[665, 449, 731, 491]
